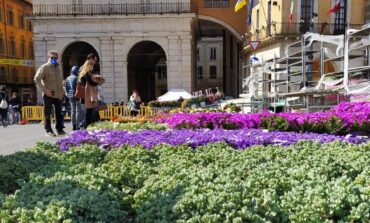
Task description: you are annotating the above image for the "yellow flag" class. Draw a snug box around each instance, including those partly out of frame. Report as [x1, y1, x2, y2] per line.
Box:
[235, 0, 246, 12]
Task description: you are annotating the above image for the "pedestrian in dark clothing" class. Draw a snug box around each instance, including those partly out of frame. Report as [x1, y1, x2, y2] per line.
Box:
[9, 92, 21, 124]
[66, 66, 85, 130]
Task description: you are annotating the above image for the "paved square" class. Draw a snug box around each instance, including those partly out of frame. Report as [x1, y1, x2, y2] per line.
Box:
[0, 122, 72, 155]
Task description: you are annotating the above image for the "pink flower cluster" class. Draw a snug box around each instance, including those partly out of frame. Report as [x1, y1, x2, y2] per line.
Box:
[156, 102, 370, 135]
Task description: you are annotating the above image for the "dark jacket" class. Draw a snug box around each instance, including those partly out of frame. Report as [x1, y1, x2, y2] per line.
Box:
[66, 74, 78, 99]
[9, 95, 21, 111]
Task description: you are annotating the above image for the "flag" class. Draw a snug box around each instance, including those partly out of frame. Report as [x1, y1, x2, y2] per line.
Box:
[327, 0, 341, 14]
[235, 0, 246, 12]
[289, 0, 295, 24]
[247, 0, 254, 26]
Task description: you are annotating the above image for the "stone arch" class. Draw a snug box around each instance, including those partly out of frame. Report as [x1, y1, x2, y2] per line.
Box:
[60, 40, 100, 77]
[59, 39, 101, 60]
[197, 15, 243, 41]
[127, 40, 168, 102]
[123, 37, 168, 63]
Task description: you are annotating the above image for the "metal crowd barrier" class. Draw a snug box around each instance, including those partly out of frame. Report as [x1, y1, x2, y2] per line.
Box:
[21, 105, 157, 123]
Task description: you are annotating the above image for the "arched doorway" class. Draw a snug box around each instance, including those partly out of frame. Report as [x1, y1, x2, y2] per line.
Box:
[196, 18, 242, 98]
[61, 41, 100, 78]
[127, 41, 167, 102]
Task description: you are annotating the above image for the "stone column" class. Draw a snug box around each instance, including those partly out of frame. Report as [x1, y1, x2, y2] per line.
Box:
[99, 37, 114, 104]
[122, 61, 128, 102]
[167, 36, 179, 91]
[112, 38, 127, 102]
[180, 35, 192, 93]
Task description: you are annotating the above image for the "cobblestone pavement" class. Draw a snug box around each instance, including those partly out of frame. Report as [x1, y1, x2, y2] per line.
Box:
[0, 122, 72, 155]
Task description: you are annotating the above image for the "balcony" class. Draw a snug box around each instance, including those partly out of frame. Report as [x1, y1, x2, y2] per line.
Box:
[204, 0, 229, 8]
[31, 3, 192, 17]
[249, 22, 364, 41]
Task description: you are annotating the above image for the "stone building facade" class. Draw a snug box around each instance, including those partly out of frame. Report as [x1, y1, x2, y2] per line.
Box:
[30, 0, 247, 103]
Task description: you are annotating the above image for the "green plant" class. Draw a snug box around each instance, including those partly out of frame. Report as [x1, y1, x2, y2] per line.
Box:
[260, 116, 289, 131]
[88, 121, 168, 131]
[1, 141, 370, 222]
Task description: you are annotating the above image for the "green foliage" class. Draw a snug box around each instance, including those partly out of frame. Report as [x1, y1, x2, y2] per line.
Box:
[88, 121, 168, 131]
[0, 143, 58, 194]
[223, 103, 241, 113]
[148, 100, 181, 108]
[261, 116, 290, 131]
[1, 141, 370, 222]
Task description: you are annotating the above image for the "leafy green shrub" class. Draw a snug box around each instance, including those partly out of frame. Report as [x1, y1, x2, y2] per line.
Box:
[261, 116, 289, 131]
[148, 100, 180, 108]
[1, 141, 370, 222]
[0, 144, 58, 194]
[88, 121, 168, 131]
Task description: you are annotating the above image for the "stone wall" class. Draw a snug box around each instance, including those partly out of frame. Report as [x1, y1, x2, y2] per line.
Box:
[32, 14, 195, 103]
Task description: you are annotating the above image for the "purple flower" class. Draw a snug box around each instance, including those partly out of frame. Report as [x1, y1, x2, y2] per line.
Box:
[57, 129, 368, 151]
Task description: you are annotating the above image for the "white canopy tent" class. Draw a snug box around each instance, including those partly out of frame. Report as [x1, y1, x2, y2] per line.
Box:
[157, 89, 193, 102]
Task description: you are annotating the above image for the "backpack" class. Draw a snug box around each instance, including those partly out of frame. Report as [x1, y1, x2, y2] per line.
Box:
[0, 98, 8, 109]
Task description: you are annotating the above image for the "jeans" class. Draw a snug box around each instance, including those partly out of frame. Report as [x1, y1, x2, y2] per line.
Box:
[43, 95, 64, 133]
[69, 98, 85, 129]
[0, 108, 8, 126]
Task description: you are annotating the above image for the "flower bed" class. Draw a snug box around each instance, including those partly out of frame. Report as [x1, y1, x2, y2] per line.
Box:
[57, 129, 367, 151]
[156, 102, 370, 135]
[1, 142, 370, 222]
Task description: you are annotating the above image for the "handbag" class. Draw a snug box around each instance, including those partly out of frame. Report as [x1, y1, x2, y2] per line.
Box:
[74, 83, 85, 99]
[98, 100, 107, 111]
[0, 99, 7, 109]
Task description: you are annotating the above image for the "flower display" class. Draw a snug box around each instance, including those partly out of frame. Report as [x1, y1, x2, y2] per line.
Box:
[156, 102, 370, 134]
[57, 129, 367, 151]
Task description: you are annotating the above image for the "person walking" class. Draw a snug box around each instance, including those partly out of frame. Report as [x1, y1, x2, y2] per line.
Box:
[0, 87, 9, 127]
[9, 91, 21, 124]
[34, 50, 66, 137]
[128, 90, 141, 116]
[78, 53, 105, 127]
[66, 66, 85, 130]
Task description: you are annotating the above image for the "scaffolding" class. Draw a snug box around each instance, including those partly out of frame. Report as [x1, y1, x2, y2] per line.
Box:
[242, 24, 370, 112]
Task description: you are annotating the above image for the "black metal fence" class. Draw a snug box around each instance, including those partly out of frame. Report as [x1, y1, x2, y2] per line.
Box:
[31, 3, 192, 16]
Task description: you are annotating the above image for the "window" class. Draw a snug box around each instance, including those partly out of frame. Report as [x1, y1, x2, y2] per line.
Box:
[334, 0, 347, 35]
[0, 36, 4, 54]
[300, 0, 314, 33]
[0, 8, 3, 23]
[256, 9, 260, 39]
[10, 37, 16, 57]
[28, 21, 32, 31]
[29, 42, 34, 59]
[230, 36, 233, 69]
[0, 67, 6, 83]
[267, 0, 272, 36]
[18, 13, 24, 29]
[197, 66, 203, 80]
[197, 48, 200, 61]
[157, 66, 167, 80]
[20, 40, 26, 58]
[204, 0, 229, 8]
[23, 69, 28, 83]
[210, 47, 217, 60]
[210, 65, 217, 79]
[12, 68, 18, 82]
[7, 9, 14, 26]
